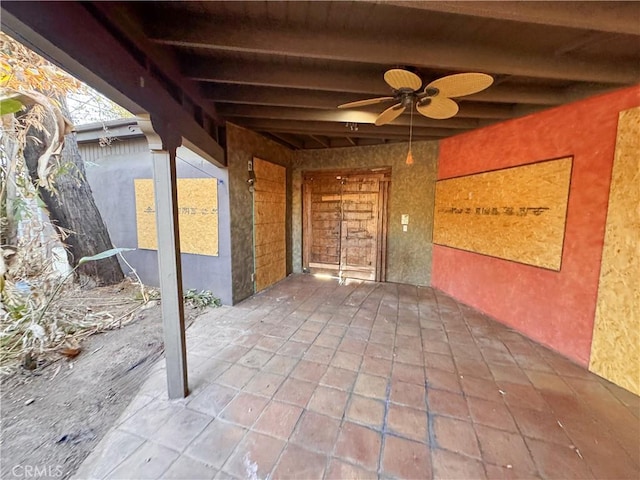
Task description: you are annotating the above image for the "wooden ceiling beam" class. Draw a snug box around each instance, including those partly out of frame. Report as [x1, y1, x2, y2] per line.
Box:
[216, 104, 486, 129]
[322, 138, 351, 148]
[202, 85, 379, 109]
[258, 129, 441, 142]
[233, 118, 456, 139]
[562, 83, 622, 103]
[184, 58, 387, 95]
[149, 19, 639, 84]
[309, 135, 330, 148]
[200, 81, 613, 110]
[553, 32, 611, 56]
[88, 3, 220, 124]
[262, 132, 304, 150]
[188, 58, 616, 104]
[456, 103, 532, 119]
[383, 1, 640, 36]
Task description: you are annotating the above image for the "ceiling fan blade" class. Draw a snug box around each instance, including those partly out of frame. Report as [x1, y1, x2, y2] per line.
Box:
[417, 97, 459, 119]
[425, 73, 493, 98]
[337, 96, 395, 109]
[375, 103, 406, 126]
[384, 68, 422, 91]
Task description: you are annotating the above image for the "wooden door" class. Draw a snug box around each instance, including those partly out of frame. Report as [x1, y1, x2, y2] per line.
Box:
[340, 174, 380, 281]
[303, 170, 389, 281]
[253, 157, 286, 292]
[304, 176, 342, 274]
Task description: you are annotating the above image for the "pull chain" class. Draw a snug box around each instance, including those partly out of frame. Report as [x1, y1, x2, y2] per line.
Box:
[406, 102, 415, 165]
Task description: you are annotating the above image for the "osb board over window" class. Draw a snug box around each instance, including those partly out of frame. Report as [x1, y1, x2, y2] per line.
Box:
[433, 157, 572, 271]
[590, 107, 640, 396]
[253, 157, 286, 292]
[134, 178, 219, 256]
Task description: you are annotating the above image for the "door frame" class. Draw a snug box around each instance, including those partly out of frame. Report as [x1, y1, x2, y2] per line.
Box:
[302, 168, 391, 282]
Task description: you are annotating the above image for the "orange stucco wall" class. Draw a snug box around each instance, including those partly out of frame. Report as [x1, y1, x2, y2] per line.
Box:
[432, 86, 640, 366]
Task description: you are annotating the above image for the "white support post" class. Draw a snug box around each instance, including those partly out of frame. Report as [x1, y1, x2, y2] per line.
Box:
[139, 115, 188, 399]
[152, 147, 188, 399]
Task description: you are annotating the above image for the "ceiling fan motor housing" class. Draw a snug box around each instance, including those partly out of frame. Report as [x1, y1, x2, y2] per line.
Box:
[400, 94, 414, 108]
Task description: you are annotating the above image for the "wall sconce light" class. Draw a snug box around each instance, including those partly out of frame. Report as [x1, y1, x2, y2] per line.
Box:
[247, 169, 256, 192]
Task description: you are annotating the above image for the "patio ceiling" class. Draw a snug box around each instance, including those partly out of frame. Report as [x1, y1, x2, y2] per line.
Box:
[4, 1, 640, 150]
[121, 0, 640, 149]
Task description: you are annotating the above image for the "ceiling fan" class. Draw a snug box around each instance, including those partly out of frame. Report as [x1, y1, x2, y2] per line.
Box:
[338, 68, 494, 125]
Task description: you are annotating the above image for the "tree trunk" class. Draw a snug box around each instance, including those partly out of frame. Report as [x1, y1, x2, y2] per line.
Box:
[22, 100, 124, 286]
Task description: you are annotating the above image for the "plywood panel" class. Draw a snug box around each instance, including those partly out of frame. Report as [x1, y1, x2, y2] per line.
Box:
[432, 86, 640, 366]
[134, 178, 218, 256]
[253, 157, 286, 292]
[433, 157, 572, 270]
[589, 107, 640, 395]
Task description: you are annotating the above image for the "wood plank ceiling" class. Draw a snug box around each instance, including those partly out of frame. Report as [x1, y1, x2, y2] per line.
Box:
[92, 1, 640, 149]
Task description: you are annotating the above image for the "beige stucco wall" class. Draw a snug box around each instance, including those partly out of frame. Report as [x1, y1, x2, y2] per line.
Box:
[226, 124, 294, 303]
[226, 124, 439, 301]
[293, 141, 438, 286]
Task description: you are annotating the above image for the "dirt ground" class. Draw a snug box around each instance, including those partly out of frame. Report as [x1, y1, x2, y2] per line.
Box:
[0, 288, 204, 480]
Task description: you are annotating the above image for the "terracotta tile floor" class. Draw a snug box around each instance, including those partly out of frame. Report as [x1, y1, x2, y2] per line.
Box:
[75, 275, 640, 479]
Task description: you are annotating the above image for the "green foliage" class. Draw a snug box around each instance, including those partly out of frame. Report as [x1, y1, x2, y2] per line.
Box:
[0, 97, 24, 115]
[8, 196, 31, 222]
[183, 289, 221, 309]
[78, 247, 134, 265]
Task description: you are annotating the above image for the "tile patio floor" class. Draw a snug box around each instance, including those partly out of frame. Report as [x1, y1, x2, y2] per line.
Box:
[75, 274, 640, 479]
